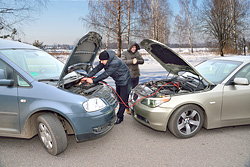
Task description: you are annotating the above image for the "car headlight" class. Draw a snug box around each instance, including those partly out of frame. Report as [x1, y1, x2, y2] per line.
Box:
[141, 97, 171, 108]
[83, 98, 106, 112]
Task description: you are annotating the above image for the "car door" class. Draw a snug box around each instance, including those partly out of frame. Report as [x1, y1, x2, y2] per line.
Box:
[221, 64, 250, 120]
[0, 59, 20, 134]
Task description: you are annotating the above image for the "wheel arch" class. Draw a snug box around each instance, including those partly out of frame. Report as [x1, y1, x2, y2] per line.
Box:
[22, 110, 75, 139]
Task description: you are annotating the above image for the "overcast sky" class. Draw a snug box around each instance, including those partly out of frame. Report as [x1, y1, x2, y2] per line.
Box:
[21, 0, 182, 45]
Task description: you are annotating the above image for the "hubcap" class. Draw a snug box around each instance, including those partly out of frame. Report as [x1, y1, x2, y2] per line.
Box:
[177, 110, 200, 135]
[38, 123, 53, 150]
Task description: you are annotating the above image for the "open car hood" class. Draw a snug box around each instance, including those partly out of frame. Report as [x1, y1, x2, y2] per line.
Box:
[140, 39, 214, 85]
[58, 32, 102, 85]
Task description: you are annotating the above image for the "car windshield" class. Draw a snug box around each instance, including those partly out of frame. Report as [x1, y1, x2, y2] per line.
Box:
[0, 49, 64, 80]
[195, 59, 242, 84]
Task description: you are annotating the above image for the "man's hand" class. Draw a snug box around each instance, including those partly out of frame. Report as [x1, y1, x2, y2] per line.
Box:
[79, 77, 93, 85]
[79, 77, 87, 85]
[86, 78, 93, 83]
[80, 77, 87, 82]
[133, 58, 137, 64]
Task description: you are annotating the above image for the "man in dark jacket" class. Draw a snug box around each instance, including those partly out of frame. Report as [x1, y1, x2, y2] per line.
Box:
[81, 50, 131, 124]
[121, 42, 144, 115]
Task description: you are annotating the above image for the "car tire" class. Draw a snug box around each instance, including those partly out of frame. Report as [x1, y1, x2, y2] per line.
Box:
[37, 113, 67, 155]
[168, 104, 204, 138]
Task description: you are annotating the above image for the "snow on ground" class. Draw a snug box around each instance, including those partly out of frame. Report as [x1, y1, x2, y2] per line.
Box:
[54, 49, 242, 87]
[56, 48, 219, 67]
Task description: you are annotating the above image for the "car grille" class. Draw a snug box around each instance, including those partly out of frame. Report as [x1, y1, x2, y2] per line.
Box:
[104, 92, 117, 105]
[129, 91, 138, 102]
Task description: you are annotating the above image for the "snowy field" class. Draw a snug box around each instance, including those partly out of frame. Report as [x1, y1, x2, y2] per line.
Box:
[55, 48, 249, 88]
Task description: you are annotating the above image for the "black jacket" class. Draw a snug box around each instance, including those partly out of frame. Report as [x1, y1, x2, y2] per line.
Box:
[88, 50, 131, 86]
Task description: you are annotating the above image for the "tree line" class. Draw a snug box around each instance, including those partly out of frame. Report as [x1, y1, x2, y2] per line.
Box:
[82, 0, 172, 57]
[83, 0, 250, 57]
[0, 0, 249, 57]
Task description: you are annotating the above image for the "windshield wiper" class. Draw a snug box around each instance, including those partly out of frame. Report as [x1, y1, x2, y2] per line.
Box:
[38, 78, 59, 82]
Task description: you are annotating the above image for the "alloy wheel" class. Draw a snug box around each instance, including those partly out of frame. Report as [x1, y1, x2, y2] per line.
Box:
[177, 110, 201, 135]
[38, 123, 53, 150]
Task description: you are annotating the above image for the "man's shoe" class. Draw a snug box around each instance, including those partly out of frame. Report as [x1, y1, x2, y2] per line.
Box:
[126, 108, 131, 115]
[115, 117, 123, 124]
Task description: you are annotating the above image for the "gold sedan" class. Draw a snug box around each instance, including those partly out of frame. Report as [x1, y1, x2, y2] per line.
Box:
[129, 39, 250, 138]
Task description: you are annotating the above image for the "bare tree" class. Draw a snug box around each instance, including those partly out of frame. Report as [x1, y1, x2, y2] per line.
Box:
[199, 0, 250, 56]
[200, 0, 231, 56]
[136, 0, 172, 44]
[229, 0, 250, 53]
[0, 0, 48, 39]
[174, 14, 186, 51]
[178, 0, 197, 53]
[85, 0, 115, 49]
[126, 0, 131, 45]
[83, 0, 172, 55]
[83, 0, 137, 57]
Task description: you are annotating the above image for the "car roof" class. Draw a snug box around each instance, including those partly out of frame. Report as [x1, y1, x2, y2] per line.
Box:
[0, 38, 38, 50]
[211, 56, 250, 63]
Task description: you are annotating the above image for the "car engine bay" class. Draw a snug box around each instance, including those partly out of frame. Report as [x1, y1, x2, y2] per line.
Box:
[134, 75, 210, 98]
[62, 77, 105, 97]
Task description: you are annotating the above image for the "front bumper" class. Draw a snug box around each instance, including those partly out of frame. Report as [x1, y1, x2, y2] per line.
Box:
[129, 97, 172, 131]
[75, 114, 116, 142]
[68, 102, 117, 142]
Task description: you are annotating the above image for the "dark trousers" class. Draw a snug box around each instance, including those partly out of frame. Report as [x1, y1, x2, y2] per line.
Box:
[131, 77, 139, 89]
[116, 84, 129, 119]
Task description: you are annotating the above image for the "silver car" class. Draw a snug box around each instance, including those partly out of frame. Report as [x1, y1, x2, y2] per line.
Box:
[129, 39, 250, 138]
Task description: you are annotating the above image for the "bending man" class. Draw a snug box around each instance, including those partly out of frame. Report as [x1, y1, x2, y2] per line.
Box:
[81, 50, 131, 124]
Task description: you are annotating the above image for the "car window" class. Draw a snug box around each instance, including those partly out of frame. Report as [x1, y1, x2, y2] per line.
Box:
[17, 75, 30, 87]
[0, 58, 31, 87]
[0, 50, 64, 80]
[234, 64, 250, 82]
[196, 60, 241, 84]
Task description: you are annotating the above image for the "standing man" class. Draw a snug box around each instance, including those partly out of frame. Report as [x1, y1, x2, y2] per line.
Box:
[121, 42, 144, 115]
[81, 50, 130, 124]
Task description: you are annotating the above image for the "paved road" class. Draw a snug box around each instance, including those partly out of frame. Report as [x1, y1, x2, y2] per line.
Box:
[0, 114, 250, 167]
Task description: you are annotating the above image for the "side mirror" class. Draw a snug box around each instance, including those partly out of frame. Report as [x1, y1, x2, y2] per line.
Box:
[233, 77, 249, 85]
[0, 69, 14, 86]
[0, 79, 14, 86]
